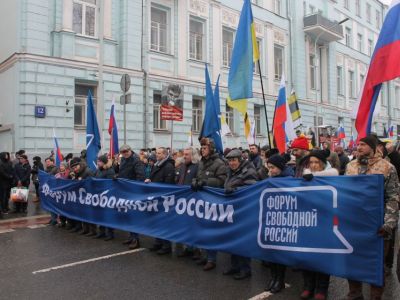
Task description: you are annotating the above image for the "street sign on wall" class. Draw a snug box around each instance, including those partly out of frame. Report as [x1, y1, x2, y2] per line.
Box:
[35, 105, 46, 118]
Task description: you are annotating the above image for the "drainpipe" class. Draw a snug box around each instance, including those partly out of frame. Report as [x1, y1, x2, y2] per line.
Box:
[141, 0, 149, 148]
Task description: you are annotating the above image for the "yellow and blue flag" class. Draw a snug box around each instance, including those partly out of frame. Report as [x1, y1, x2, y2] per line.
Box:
[227, 0, 259, 115]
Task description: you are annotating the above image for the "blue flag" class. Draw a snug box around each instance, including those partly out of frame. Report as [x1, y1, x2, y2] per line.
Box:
[199, 64, 223, 154]
[86, 91, 101, 171]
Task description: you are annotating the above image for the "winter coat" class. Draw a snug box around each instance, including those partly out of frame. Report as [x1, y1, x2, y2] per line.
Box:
[0, 153, 14, 187]
[95, 160, 115, 179]
[117, 153, 145, 181]
[195, 153, 228, 188]
[345, 153, 399, 231]
[31, 161, 44, 183]
[176, 162, 198, 185]
[46, 165, 58, 176]
[388, 151, 400, 178]
[73, 164, 93, 180]
[250, 154, 262, 170]
[150, 157, 175, 184]
[15, 162, 31, 187]
[270, 166, 294, 178]
[304, 166, 339, 177]
[257, 165, 269, 180]
[224, 160, 258, 191]
[338, 153, 350, 175]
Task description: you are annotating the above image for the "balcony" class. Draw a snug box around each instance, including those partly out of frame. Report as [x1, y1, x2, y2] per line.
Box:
[304, 13, 344, 44]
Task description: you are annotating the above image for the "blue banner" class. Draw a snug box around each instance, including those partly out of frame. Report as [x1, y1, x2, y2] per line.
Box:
[39, 171, 384, 286]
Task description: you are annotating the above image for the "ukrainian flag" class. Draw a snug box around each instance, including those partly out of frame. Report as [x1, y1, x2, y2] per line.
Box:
[227, 0, 259, 115]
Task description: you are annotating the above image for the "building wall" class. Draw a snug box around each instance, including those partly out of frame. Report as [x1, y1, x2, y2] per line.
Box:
[0, 0, 19, 63]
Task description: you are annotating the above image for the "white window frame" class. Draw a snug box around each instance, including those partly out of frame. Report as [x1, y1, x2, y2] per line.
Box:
[189, 17, 205, 61]
[337, 66, 344, 96]
[150, 6, 169, 53]
[225, 105, 235, 134]
[73, 0, 97, 37]
[345, 27, 352, 47]
[366, 3, 371, 23]
[274, 0, 282, 15]
[254, 105, 262, 136]
[74, 84, 97, 128]
[222, 27, 235, 67]
[344, 0, 349, 10]
[348, 70, 355, 98]
[357, 33, 363, 52]
[274, 44, 284, 81]
[309, 54, 316, 90]
[375, 10, 381, 30]
[395, 85, 400, 109]
[355, 0, 361, 16]
[153, 92, 168, 131]
[254, 39, 261, 74]
[368, 39, 373, 56]
[192, 97, 203, 133]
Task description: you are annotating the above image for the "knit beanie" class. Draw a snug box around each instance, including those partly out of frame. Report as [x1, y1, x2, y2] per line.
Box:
[360, 135, 377, 153]
[290, 136, 309, 150]
[308, 149, 330, 165]
[267, 154, 287, 171]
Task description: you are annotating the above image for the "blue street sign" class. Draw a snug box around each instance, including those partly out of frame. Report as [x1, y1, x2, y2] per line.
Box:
[35, 105, 46, 118]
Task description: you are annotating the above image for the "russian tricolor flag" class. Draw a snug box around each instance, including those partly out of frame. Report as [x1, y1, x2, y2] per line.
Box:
[108, 97, 119, 158]
[338, 126, 346, 139]
[388, 125, 394, 137]
[53, 129, 63, 167]
[355, 0, 400, 140]
[273, 75, 296, 154]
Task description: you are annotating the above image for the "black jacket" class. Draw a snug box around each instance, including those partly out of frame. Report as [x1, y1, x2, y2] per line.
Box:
[74, 164, 93, 180]
[196, 153, 227, 188]
[338, 153, 350, 175]
[15, 162, 32, 187]
[250, 154, 262, 170]
[176, 163, 198, 185]
[150, 157, 175, 184]
[95, 166, 115, 179]
[46, 165, 58, 176]
[224, 160, 258, 191]
[388, 151, 400, 178]
[117, 153, 145, 181]
[0, 152, 14, 187]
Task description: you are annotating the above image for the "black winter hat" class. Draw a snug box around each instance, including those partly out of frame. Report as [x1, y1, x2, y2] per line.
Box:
[266, 148, 280, 159]
[360, 135, 377, 153]
[308, 149, 330, 165]
[33, 156, 41, 162]
[267, 154, 287, 171]
[69, 157, 81, 168]
[97, 154, 108, 164]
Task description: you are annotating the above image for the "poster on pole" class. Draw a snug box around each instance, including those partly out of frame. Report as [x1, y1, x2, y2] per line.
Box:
[161, 84, 184, 121]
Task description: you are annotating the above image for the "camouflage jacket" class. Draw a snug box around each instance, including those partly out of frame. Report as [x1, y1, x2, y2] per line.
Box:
[345, 153, 399, 231]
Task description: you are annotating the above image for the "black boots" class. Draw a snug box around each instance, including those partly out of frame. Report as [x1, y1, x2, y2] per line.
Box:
[265, 263, 286, 294]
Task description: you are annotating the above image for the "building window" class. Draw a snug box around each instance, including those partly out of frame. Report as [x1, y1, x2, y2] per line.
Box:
[345, 27, 352, 47]
[73, 0, 96, 37]
[225, 104, 235, 133]
[222, 28, 234, 67]
[274, 0, 281, 15]
[309, 5, 315, 14]
[309, 55, 316, 90]
[192, 97, 203, 132]
[359, 73, 365, 92]
[357, 33, 363, 52]
[74, 84, 97, 127]
[376, 10, 381, 30]
[355, 0, 361, 16]
[368, 39, 373, 56]
[254, 39, 261, 74]
[274, 44, 284, 80]
[395, 86, 400, 108]
[254, 106, 262, 135]
[337, 66, 343, 95]
[344, 0, 349, 10]
[189, 18, 205, 61]
[348, 70, 355, 98]
[151, 6, 168, 53]
[366, 3, 371, 23]
[153, 92, 167, 130]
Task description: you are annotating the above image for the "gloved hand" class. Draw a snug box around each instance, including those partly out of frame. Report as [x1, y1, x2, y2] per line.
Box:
[225, 187, 235, 195]
[377, 225, 392, 238]
[191, 179, 205, 191]
[303, 173, 314, 181]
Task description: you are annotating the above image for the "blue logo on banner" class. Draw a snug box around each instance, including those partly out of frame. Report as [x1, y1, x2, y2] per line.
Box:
[35, 105, 46, 118]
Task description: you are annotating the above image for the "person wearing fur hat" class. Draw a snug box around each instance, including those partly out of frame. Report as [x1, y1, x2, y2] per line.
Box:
[345, 135, 399, 300]
[222, 149, 258, 280]
[263, 154, 293, 294]
[94, 155, 116, 240]
[299, 149, 338, 300]
[192, 137, 228, 271]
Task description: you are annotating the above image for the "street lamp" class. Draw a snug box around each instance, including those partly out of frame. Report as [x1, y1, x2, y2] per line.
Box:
[314, 17, 349, 147]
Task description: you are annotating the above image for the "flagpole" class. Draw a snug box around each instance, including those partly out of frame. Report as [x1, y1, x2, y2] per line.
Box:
[257, 60, 271, 148]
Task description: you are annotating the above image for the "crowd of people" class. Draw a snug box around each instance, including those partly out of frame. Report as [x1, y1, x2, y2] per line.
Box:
[0, 133, 399, 300]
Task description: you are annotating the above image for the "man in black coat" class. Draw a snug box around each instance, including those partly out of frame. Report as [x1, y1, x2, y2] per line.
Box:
[0, 152, 14, 214]
[14, 154, 31, 213]
[116, 144, 145, 249]
[146, 147, 175, 254]
[94, 155, 116, 240]
[31, 156, 44, 203]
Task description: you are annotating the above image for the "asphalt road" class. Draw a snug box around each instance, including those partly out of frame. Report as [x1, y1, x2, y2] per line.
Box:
[1, 221, 399, 300]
